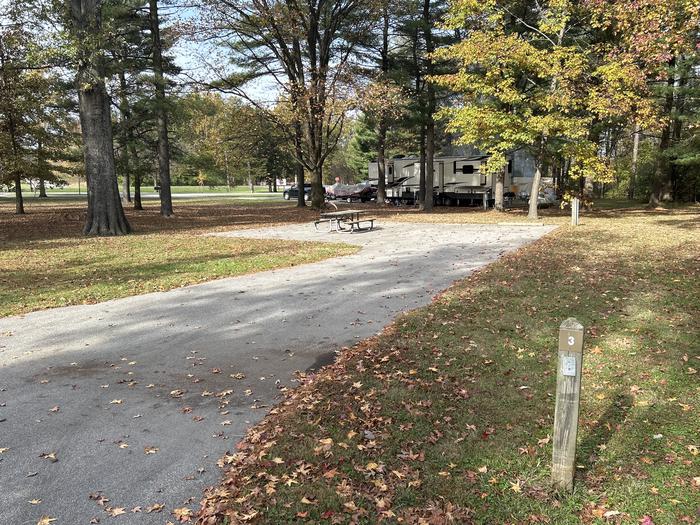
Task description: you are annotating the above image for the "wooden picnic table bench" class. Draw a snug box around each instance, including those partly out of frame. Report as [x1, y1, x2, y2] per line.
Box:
[314, 209, 375, 232]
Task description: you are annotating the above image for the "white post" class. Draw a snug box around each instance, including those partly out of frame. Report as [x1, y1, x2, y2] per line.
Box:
[571, 197, 580, 226]
[552, 318, 584, 492]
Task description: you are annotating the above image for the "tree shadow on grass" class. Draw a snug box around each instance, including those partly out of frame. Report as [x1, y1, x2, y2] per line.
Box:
[577, 392, 633, 471]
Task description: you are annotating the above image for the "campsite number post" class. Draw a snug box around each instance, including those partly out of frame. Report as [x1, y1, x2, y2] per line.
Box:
[552, 317, 584, 492]
[571, 197, 580, 226]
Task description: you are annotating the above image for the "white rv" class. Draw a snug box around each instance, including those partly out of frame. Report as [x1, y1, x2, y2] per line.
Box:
[368, 155, 519, 206]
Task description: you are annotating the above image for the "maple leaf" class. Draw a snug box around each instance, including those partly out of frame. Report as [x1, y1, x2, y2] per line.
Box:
[37, 517, 57, 525]
[144, 446, 159, 455]
[0, 447, 9, 454]
[109, 399, 122, 405]
[29, 499, 42, 505]
[108, 507, 126, 516]
[172, 507, 193, 522]
[145, 503, 165, 513]
[39, 452, 58, 463]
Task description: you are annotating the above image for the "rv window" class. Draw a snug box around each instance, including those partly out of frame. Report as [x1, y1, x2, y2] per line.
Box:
[461, 165, 474, 174]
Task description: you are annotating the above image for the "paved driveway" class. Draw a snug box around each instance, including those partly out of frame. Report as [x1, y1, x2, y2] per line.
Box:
[0, 221, 554, 524]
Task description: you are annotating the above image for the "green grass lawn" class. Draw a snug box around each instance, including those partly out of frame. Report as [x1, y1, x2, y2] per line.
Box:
[0, 200, 353, 317]
[0, 235, 356, 317]
[198, 206, 700, 525]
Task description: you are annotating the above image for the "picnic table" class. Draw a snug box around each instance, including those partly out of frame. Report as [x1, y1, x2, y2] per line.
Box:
[315, 209, 375, 233]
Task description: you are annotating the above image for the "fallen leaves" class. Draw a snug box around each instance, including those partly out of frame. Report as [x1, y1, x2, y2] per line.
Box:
[145, 503, 165, 513]
[144, 446, 159, 455]
[36, 517, 56, 525]
[39, 452, 57, 463]
[172, 507, 193, 522]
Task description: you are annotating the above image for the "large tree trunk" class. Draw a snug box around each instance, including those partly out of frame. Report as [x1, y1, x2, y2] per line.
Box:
[311, 164, 324, 209]
[118, 71, 131, 203]
[1, 34, 24, 214]
[14, 171, 24, 214]
[72, 0, 130, 235]
[418, 125, 426, 207]
[528, 164, 542, 220]
[149, 0, 173, 217]
[38, 138, 48, 198]
[494, 171, 504, 211]
[628, 124, 640, 200]
[375, 6, 390, 205]
[649, 61, 676, 206]
[422, 0, 435, 212]
[292, 105, 306, 207]
[38, 178, 47, 198]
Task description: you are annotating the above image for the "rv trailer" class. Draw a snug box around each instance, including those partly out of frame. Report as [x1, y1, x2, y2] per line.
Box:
[368, 155, 515, 206]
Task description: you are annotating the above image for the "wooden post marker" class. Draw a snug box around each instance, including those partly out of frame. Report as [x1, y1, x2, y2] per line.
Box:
[552, 317, 584, 492]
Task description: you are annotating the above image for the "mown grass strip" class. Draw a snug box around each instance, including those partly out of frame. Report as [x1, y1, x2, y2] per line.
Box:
[1, 235, 357, 317]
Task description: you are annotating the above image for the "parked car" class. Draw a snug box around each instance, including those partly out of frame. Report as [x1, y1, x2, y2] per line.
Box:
[283, 184, 314, 201]
[282, 184, 326, 201]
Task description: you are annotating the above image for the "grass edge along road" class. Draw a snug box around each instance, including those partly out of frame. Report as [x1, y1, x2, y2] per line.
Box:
[198, 207, 699, 525]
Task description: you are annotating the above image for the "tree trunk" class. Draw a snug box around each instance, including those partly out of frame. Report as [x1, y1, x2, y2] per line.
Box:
[38, 138, 47, 198]
[311, 164, 324, 209]
[494, 171, 504, 211]
[149, 0, 173, 217]
[117, 71, 132, 203]
[422, 0, 435, 212]
[72, 0, 130, 235]
[650, 60, 676, 205]
[377, 123, 387, 205]
[133, 167, 142, 210]
[14, 171, 24, 214]
[528, 164, 542, 220]
[628, 124, 640, 200]
[375, 6, 390, 205]
[39, 178, 47, 198]
[294, 122, 305, 208]
[418, 125, 426, 207]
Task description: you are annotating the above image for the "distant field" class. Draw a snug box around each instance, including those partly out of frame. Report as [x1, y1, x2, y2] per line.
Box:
[15, 184, 280, 194]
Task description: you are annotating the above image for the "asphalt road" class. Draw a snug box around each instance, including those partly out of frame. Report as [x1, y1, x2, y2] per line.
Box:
[0, 221, 555, 524]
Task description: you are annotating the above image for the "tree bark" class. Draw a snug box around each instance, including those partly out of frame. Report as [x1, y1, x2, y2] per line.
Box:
[628, 124, 640, 200]
[375, 6, 389, 205]
[39, 178, 47, 198]
[528, 164, 542, 220]
[14, 171, 24, 213]
[37, 138, 48, 198]
[422, 0, 435, 212]
[418, 124, 426, 207]
[117, 71, 132, 203]
[494, 171, 504, 211]
[650, 60, 676, 206]
[149, 0, 173, 217]
[294, 119, 306, 208]
[72, 0, 130, 235]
